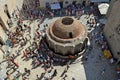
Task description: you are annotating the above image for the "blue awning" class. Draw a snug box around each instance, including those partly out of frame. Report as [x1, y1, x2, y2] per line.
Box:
[50, 3, 61, 10]
[90, 0, 109, 2]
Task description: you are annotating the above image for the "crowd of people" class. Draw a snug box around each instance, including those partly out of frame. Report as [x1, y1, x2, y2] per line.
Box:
[11, 0, 100, 21]
[4, 2, 74, 79]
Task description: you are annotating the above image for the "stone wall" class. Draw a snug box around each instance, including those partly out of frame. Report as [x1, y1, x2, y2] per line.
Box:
[104, 0, 120, 60]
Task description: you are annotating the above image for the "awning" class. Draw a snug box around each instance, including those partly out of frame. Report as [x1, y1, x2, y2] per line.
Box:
[98, 3, 109, 15]
[90, 0, 109, 2]
[50, 3, 61, 10]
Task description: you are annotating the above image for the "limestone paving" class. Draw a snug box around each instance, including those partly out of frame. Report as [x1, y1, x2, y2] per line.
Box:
[0, 0, 118, 80]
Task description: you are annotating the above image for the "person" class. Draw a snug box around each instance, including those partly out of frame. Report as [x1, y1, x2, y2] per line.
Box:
[3, 53, 7, 59]
[66, 62, 70, 70]
[22, 74, 29, 80]
[98, 55, 102, 60]
[36, 75, 40, 80]
[62, 74, 67, 80]
[85, 55, 88, 61]
[46, 24, 48, 27]
[13, 74, 19, 80]
[6, 72, 10, 80]
[38, 24, 40, 28]
[15, 50, 19, 56]
[24, 68, 31, 75]
[13, 61, 19, 68]
[50, 63, 54, 70]
[44, 64, 48, 72]
[39, 72, 45, 80]
[16, 69, 23, 76]
[52, 69, 57, 77]
[101, 67, 106, 75]
[23, 51, 28, 59]
[68, 55, 74, 59]
[34, 59, 40, 68]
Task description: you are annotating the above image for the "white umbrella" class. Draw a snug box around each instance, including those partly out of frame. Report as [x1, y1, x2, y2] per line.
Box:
[98, 3, 109, 15]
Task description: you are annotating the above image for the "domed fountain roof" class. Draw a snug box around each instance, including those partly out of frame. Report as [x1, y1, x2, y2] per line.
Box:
[51, 17, 85, 39]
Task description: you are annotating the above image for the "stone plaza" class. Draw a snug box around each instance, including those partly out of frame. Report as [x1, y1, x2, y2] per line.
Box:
[0, 0, 118, 80]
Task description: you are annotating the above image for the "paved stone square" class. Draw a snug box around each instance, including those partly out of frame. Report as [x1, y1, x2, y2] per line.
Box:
[0, 0, 118, 80]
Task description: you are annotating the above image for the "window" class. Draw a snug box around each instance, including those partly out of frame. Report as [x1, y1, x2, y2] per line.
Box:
[69, 32, 73, 38]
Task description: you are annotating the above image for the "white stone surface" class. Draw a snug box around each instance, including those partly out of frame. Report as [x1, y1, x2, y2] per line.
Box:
[0, 0, 118, 80]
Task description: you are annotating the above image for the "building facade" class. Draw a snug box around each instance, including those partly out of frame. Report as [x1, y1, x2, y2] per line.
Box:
[39, 0, 89, 8]
[104, 0, 120, 61]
